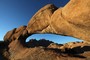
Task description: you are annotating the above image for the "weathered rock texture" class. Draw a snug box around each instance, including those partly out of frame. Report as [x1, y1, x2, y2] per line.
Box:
[26, 0, 90, 42]
[1, 0, 90, 60]
[1, 39, 90, 60]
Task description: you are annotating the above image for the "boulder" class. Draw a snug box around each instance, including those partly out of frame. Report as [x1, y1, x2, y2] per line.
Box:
[27, 4, 58, 34]
[4, 28, 16, 42]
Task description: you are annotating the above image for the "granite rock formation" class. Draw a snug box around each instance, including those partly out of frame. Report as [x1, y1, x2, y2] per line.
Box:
[1, 0, 90, 60]
[27, 0, 90, 42]
[1, 39, 90, 60]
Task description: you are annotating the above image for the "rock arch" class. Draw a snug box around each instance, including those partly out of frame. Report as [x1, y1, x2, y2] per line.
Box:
[3, 0, 90, 59]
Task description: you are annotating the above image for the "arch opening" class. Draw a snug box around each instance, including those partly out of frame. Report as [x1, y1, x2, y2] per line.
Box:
[26, 34, 83, 44]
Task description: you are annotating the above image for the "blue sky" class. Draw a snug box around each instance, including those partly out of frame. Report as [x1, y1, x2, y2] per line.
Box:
[0, 0, 82, 43]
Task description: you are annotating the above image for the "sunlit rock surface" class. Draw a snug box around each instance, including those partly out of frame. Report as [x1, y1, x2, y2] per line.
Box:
[2, 0, 90, 60]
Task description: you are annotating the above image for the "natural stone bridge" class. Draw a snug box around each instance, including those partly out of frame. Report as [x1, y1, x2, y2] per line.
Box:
[3, 0, 90, 59]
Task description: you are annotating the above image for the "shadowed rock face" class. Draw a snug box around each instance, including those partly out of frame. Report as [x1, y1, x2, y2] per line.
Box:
[1, 39, 90, 60]
[2, 0, 90, 60]
[26, 39, 54, 47]
[0, 41, 9, 60]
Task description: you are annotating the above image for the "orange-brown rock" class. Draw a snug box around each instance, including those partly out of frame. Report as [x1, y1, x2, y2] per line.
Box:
[51, 0, 90, 41]
[27, 0, 90, 42]
[2, 0, 90, 60]
[1, 39, 90, 60]
[4, 28, 16, 42]
[27, 4, 58, 34]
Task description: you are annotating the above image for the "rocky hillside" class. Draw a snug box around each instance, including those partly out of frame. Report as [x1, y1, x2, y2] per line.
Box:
[1, 39, 90, 60]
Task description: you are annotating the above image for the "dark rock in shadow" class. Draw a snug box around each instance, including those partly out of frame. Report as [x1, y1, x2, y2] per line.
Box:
[64, 46, 90, 54]
[44, 47, 86, 58]
[64, 46, 84, 54]
[0, 41, 9, 60]
[26, 39, 54, 48]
